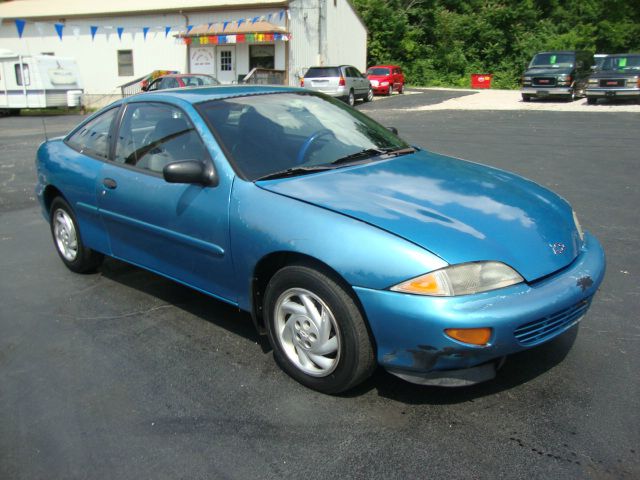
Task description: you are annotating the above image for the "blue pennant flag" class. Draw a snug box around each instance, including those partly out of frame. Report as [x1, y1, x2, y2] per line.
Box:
[117, 27, 124, 40]
[142, 27, 150, 40]
[186, 25, 194, 34]
[165, 26, 171, 38]
[208, 23, 213, 29]
[267, 13, 273, 22]
[237, 19, 245, 28]
[223, 21, 229, 31]
[251, 16, 259, 24]
[90, 25, 98, 40]
[54, 23, 64, 40]
[279, 10, 285, 21]
[15, 19, 27, 38]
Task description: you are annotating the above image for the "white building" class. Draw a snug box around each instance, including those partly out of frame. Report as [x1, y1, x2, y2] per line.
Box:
[0, 0, 367, 107]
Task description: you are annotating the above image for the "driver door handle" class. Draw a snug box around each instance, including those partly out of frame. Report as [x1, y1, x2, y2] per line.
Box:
[103, 178, 117, 189]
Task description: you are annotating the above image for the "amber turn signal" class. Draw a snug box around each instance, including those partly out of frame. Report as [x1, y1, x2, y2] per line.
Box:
[444, 327, 492, 346]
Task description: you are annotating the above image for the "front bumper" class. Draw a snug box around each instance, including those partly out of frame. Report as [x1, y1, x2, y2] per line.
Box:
[354, 232, 605, 385]
[586, 87, 640, 98]
[521, 86, 573, 97]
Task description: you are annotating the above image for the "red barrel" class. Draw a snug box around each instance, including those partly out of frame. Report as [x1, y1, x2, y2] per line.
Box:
[471, 74, 493, 89]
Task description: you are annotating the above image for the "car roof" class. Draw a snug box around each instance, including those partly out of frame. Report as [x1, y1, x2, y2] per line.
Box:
[607, 53, 640, 57]
[128, 85, 304, 105]
[368, 65, 399, 68]
[159, 73, 214, 78]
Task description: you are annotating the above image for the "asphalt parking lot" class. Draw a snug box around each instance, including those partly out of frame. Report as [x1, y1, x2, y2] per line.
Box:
[1, 90, 639, 479]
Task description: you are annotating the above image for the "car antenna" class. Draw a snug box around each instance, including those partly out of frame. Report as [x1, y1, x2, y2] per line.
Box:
[41, 117, 49, 141]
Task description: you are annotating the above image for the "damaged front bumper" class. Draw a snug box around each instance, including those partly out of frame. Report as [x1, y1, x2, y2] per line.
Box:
[353, 232, 605, 387]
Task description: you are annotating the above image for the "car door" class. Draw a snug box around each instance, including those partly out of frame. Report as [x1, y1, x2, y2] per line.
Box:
[97, 101, 237, 302]
[351, 67, 368, 95]
[62, 106, 120, 255]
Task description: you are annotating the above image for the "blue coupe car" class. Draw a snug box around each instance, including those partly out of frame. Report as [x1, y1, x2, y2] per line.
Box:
[36, 86, 605, 393]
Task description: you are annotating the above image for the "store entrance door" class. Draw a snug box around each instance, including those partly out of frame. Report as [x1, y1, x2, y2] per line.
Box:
[216, 46, 236, 83]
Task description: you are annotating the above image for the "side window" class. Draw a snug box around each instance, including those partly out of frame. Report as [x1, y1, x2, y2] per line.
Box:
[114, 103, 209, 173]
[163, 78, 180, 89]
[117, 50, 134, 76]
[15, 63, 30, 86]
[66, 108, 118, 159]
[147, 80, 160, 91]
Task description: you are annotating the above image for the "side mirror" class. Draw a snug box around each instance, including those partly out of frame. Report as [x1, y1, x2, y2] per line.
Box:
[163, 160, 218, 186]
[141, 85, 149, 92]
[387, 126, 399, 135]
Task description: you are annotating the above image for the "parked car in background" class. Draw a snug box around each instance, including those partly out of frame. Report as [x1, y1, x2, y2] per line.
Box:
[586, 53, 640, 104]
[36, 85, 605, 394]
[366, 65, 405, 95]
[143, 73, 220, 91]
[521, 51, 593, 102]
[300, 65, 372, 106]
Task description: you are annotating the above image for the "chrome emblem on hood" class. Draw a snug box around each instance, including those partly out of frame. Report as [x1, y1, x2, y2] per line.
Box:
[550, 242, 566, 255]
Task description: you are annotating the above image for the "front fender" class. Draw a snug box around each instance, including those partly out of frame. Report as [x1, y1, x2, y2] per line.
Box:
[230, 180, 447, 312]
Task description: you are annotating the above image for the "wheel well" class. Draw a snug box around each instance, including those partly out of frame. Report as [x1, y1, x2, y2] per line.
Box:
[42, 185, 65, 214]
[250, 252, 375, 349]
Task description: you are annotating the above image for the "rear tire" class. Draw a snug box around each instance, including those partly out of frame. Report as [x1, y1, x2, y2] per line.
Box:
[49, 197, 103, 273]
[398, 83, 405, 94]
[347, 90, 355, 107]
[264, 265, 376, 394]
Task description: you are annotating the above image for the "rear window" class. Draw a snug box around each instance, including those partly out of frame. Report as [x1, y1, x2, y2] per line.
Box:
[304, 67, 340, 78]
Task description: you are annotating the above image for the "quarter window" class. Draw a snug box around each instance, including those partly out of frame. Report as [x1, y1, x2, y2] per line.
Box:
[114, 103, 209, 173]
[66, 108, 118, 159]
[118, 50, 134, 76]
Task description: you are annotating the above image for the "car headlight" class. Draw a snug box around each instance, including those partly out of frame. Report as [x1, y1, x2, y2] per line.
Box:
[381, 81, 389, 86]
[523, 76, 532, 81]
[390, 261, 524, 296]
[573, 210, 584, 242]
[588, 78, 598, 85]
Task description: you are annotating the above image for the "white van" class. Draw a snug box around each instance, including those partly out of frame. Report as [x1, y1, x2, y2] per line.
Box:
[0, 49, 83, 114]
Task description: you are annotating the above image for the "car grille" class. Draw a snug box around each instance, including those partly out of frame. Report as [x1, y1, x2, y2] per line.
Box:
[599, 79, 625, 87]
[533, 77, 556, 87]
[514, 297, 592, 346]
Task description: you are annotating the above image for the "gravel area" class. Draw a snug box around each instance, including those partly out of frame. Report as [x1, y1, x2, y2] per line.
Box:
[378, 87, 640, 112]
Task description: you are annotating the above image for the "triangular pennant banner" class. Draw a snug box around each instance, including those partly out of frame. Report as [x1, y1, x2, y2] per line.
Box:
[251, 16, 259, 24]
[186, 25, 194, 34]
[237, 19, 245, 28]
[54, 23, 64, 40]
[90, 25, 98, 40]
[117, 27, 124, 40]
[223, 21, 229, 31]
[143, 27, 150, 40]
[279, 10, 285, 21]
[165, 26, 171, 38]
[15, 19, 26, 38]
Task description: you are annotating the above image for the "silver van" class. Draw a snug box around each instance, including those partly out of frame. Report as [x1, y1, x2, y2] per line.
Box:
[301, 65, 373, 106]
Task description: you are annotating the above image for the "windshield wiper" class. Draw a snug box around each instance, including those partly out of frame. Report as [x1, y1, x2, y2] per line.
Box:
[331, 146, 416, 166]
[256, 165, 334, 181]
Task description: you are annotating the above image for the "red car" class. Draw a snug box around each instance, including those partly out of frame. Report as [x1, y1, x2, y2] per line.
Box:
[142, 74, 220, 91]
[366, 65, 405, 95]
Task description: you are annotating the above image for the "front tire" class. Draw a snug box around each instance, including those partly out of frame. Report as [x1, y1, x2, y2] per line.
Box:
[347, 90, 355, 107]
[50, 197, 103, 273]
[521, 94, 531, 102]
[587, 97, 597, 105]
[387, 85, 394, 96]
[365, 87, 374, 102]
[264, 265, 376, 394]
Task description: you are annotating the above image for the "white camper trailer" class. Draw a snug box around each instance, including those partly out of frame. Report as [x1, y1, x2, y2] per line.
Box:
[0, 50, 83, 114]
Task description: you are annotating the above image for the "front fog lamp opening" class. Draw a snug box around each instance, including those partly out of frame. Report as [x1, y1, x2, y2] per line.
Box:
[445, 327, 492, 346]
[390, 261, 524, 296]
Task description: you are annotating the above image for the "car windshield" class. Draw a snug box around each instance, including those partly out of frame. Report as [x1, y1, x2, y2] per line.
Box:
[304, 67, 340, 78]
[602, 55, 640, 71]
[198, 92, 410, 181]
[183, 75, 220, 86]
[530, 53, 575, 68]
[367, 68, 390, 75]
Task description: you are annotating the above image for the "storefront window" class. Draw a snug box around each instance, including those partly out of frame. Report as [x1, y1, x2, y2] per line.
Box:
[249, 45, 275, 70]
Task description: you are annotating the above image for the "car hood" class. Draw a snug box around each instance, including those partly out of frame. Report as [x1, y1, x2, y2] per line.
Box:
[257, 150, 581, 282]
[590, 70, 639, 79]
[524, 67, 573, 76]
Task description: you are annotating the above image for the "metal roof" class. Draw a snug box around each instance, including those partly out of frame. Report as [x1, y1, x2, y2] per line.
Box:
[0, 0, 288, 19]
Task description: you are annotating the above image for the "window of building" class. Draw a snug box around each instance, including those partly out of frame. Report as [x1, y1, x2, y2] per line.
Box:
[40, 52, 55, 56]
[220, 50, 232, 72]
[117, 50, 134, 76]
[249, 45, 275, 70]
[14, 64, 31, 86]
